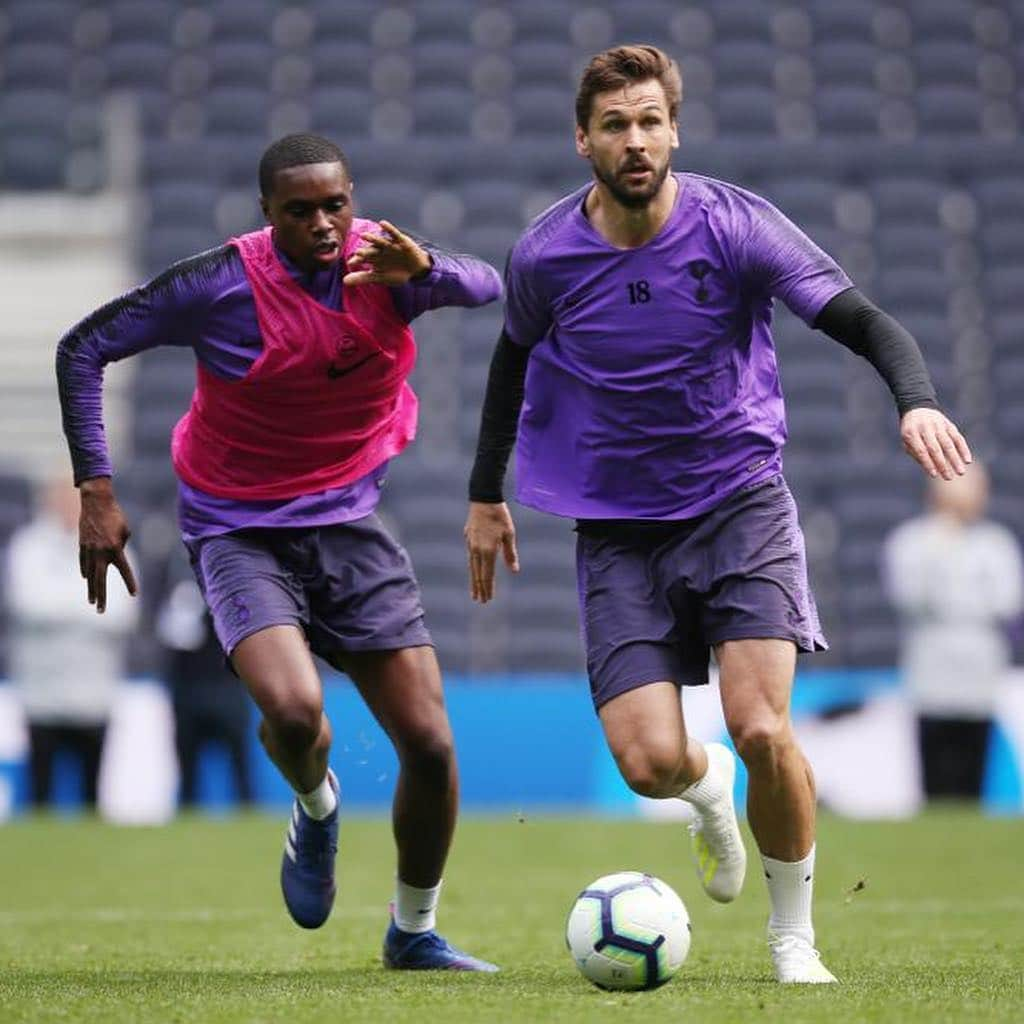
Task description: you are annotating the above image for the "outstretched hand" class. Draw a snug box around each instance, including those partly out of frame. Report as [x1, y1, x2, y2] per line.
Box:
[900, 407, 972, 480]
[78, 478, 138, 613]
[342, 220, 432, 287]
[465, 501, 520, 603]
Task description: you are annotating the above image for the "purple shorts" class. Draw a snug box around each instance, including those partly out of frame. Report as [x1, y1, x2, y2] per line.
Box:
[187, 514, 432, 658]
[575, 475, 826, 710]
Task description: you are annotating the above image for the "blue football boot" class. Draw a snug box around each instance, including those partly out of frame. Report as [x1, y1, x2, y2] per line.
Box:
[280, 769, 339, 929]
[382, 917, 500, 972]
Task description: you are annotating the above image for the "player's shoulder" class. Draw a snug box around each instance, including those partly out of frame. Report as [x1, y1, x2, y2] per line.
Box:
[147, 243, 240, 302]
[678, 171, 775, 220]
[508, 183, 591, 272]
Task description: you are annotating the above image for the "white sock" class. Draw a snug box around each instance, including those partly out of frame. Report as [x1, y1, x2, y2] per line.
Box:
[297, 773, 337, 821]
[678, 745, 726, 813]
[393, 878, 442, 934]
[762, 845, 815, 945]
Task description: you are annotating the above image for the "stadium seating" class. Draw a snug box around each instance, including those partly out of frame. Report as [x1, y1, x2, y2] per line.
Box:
[1, 0, 1022, 673]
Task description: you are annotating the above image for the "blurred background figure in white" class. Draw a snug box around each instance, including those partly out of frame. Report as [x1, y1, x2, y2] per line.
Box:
[155, 558, 253, 810]
[883, 462, 1024, 802]
[3, 472, 138, 810]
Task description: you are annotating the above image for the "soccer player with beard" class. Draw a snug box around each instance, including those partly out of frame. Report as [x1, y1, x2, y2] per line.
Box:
[465, 46, 971, 983]
[57, 133, 501, 971]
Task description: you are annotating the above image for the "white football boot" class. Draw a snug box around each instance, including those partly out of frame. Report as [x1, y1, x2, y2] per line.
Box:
[686, 742, 747, 903]
[768, 931, 838, 984]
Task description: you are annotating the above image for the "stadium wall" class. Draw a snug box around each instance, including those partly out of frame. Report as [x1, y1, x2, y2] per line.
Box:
[0, 671, 1021, 820]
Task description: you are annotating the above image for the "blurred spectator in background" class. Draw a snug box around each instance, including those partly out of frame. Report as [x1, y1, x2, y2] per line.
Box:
[156, 565, 253, 809]
[4, 473, 137, 809]
[884, 462, 1024, 801]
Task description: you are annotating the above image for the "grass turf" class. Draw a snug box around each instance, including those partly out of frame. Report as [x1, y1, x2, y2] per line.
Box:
[0, 809, 1021, 1023]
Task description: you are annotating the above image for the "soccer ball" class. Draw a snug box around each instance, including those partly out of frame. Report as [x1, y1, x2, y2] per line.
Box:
[565, 871, 691, 991]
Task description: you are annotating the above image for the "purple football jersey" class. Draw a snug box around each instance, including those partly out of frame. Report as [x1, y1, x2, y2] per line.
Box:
[504, 172, 852, 519]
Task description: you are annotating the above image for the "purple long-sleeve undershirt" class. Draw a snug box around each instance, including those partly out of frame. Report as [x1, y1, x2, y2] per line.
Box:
[56, 238, 501, 541]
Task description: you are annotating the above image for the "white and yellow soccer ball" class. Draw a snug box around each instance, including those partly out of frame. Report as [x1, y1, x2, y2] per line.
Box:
[565, 871, 691, 991]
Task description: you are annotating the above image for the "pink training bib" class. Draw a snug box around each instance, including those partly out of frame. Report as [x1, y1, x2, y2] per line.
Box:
[172, 222, 418, 500]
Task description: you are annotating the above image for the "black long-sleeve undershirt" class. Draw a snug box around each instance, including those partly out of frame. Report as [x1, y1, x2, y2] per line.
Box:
[468, 287, 940, 503]
[468, 330, 529, 503]
[813, 286, 939, 416]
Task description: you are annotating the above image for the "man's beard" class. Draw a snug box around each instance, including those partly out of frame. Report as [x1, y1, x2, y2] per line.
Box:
[591, 157, 671, 209]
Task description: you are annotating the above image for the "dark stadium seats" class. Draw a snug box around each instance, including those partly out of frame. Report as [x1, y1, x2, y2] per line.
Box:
[4, 0, 77, 45]
[309, 41, 372, 90]
[412, 86, 474, 139]
[917, 85, 983, 138]
[809, 1, 879, 44]
[816, 86, 881, 139]
[147, 181, 220, 230]
[410, 1, 476, 46]
[412, 42, 474, 90]
[811, 43, 878, 90]
[309, 0, 376, 44]
[208, 42, 276, 89]
[511, 86, 575, 140]
[204, 86, 271, 139]
[2, 44, 74, 90]
[354, 179, 424, 231]
[460, 180, 529, 230]
[0, 132, 67, 189]
[710, 0, 775, 44]
[871, 177, 945, 224]
[913, 41, 984, 88]
[760, 177, 837, 225]
[511, 2, 575, 45]
[716, 85, 778, 138]
[141, 225, 221, 274]
[712, 41, 776, 90]
[105, 42, 174, 90]
[309, 85, 374, 138]
[107, 0, 177, 44]
[907, 0, 977, 41]
[508, 41, 577, 91]
[208, 0, 276, 43]
[875, 228, 946, 271]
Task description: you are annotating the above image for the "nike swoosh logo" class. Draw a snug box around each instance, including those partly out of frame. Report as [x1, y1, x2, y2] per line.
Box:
[326, 352, 377, 379]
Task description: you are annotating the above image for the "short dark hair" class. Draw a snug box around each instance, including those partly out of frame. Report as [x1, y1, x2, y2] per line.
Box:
[258, 133, 350, 197]
[575, 45, 683, 129]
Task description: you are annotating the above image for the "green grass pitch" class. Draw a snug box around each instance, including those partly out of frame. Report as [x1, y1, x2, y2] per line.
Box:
[1, 809, 1021, 1023]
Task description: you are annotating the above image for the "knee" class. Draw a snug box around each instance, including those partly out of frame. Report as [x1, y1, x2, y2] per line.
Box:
[397, 721, 455, 787]
[728, 716, 792, 769]
[260, 692, 324, 752]
[616, 741, 684, 799]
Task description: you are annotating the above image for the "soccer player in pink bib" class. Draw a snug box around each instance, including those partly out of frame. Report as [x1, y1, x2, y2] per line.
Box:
[58, 133, 501, 971]
[465, 46, 972, 983]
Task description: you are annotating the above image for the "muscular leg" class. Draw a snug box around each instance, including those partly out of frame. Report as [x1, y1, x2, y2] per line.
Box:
[718, 638, 835, 981]
[598, 681, 707, 797]
[601, 679, 746, 904]
[717, 638, 813, 860]
[330, 645, 456, 888]
[231, 625, 331, 794]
